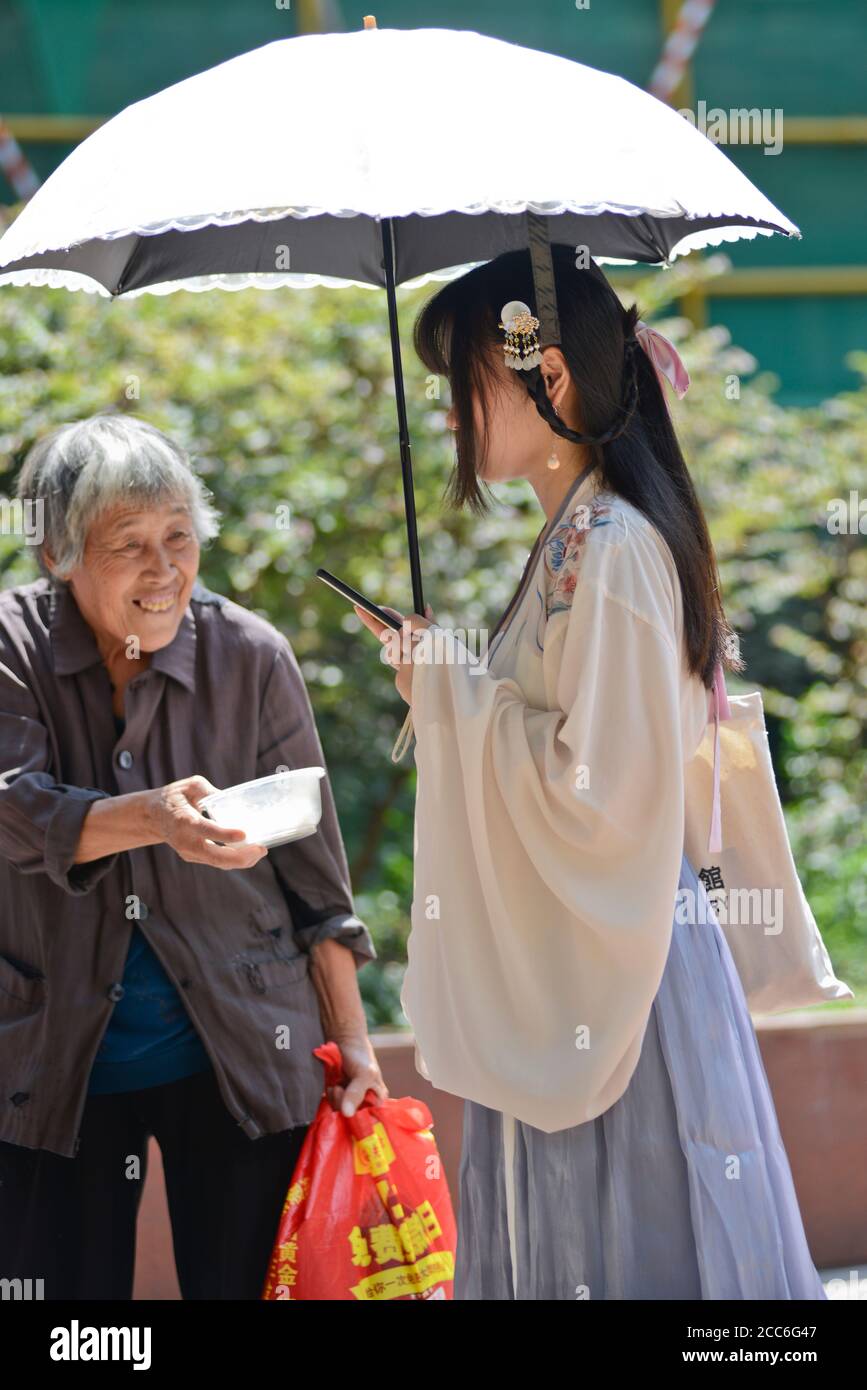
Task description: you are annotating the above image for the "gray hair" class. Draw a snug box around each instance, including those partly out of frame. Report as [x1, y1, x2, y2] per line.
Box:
[15, 413, 222, 582]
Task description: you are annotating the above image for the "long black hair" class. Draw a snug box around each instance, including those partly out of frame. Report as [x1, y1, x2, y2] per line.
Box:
[413, 244, 741, 689]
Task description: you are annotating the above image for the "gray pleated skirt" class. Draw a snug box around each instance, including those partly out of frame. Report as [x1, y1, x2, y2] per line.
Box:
[455, 851, 827, 1300]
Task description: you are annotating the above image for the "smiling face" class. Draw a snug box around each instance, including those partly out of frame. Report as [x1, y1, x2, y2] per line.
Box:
[54, 498, 200, 656]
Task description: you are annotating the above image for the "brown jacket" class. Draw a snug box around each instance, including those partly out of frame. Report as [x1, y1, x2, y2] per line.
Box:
[0, 576, 375, 1157]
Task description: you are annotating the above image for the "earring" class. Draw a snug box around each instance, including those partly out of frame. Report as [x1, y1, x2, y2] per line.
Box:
[548, 400, 561, 468]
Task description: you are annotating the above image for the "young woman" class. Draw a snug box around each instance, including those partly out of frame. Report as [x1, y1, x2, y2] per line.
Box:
[355, 246, 826, 1301]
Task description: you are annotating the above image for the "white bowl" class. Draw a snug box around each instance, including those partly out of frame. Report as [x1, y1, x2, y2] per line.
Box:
[199, 767, 326, 850]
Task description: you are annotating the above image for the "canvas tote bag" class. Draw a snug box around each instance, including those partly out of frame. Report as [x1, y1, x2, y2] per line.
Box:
[683, 665, 852, 1014]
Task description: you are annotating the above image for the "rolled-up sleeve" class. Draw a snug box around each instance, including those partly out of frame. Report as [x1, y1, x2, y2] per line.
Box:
[0, 653, 120, 895]
[256, 638, 376, 967]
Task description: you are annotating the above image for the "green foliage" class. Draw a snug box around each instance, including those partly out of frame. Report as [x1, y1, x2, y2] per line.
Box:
[0, 256, 863, 1020]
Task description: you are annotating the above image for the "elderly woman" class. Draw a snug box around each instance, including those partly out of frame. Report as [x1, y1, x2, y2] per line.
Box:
[0, 412, 386, 1301]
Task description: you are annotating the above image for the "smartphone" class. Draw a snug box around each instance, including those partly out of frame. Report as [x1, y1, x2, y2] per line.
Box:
[315, 567, 405, 631]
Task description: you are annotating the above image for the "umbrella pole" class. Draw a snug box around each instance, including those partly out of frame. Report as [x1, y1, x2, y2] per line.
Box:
[380, 217, 425, 618]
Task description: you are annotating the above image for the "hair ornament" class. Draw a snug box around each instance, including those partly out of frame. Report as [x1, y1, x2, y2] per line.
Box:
[499, 300, 543, 370]
[634, 319, 691, 400]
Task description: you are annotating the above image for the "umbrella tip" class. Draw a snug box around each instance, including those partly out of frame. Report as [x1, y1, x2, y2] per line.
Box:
[362, 15, 377, 28]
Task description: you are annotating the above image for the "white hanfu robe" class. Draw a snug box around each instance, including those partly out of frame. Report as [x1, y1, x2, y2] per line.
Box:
[393, 465, 827, 1300]
[400, 466, 709, 1131]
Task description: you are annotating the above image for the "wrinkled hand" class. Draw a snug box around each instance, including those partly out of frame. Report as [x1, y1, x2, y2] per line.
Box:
[327, 1034, 390, 1117]
[354, 603, 436, 704]
[147, 775, 268, 870]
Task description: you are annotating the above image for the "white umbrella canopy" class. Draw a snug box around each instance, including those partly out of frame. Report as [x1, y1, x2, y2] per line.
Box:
[0, 24, 801, 611]
[0, 25, 800, 294]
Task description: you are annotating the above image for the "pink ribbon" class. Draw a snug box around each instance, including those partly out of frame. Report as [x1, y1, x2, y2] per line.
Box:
[635, 320, 690, 410]
[707, 662, 732, 854]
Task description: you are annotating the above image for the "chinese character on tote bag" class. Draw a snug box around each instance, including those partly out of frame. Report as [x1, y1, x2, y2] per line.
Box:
[683, 665, 852, 1015]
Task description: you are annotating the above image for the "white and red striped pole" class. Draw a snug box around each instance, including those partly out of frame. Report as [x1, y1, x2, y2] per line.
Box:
[649, 0, 717, 103]
[0, 116, 41, 200]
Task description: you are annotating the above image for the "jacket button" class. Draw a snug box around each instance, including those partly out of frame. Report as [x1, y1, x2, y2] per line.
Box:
[10, 1092, 30, 1107]
[107, 982, 125, 1002]
[117, 750, 134, 769]
[179, 977, 192, 989]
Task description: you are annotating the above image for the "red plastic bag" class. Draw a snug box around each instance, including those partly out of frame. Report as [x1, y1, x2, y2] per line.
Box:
[262, 1042, 457, 1300]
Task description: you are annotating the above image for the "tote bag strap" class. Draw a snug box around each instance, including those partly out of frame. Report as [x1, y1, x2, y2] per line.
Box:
[391, 708, 415, 762]
[707, 661, 733, 853]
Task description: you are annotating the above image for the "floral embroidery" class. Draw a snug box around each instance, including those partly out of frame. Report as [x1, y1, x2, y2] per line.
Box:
[543, 497, 613, 618]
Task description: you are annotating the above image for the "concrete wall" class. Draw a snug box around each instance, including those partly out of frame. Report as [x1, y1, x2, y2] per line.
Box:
[132, 1013, 867, 1298]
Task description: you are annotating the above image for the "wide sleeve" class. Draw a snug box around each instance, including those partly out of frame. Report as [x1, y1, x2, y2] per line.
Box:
[401, 520, 688, 1132]
[256, 637, 376, 968]
[0, 646, 119, 896]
